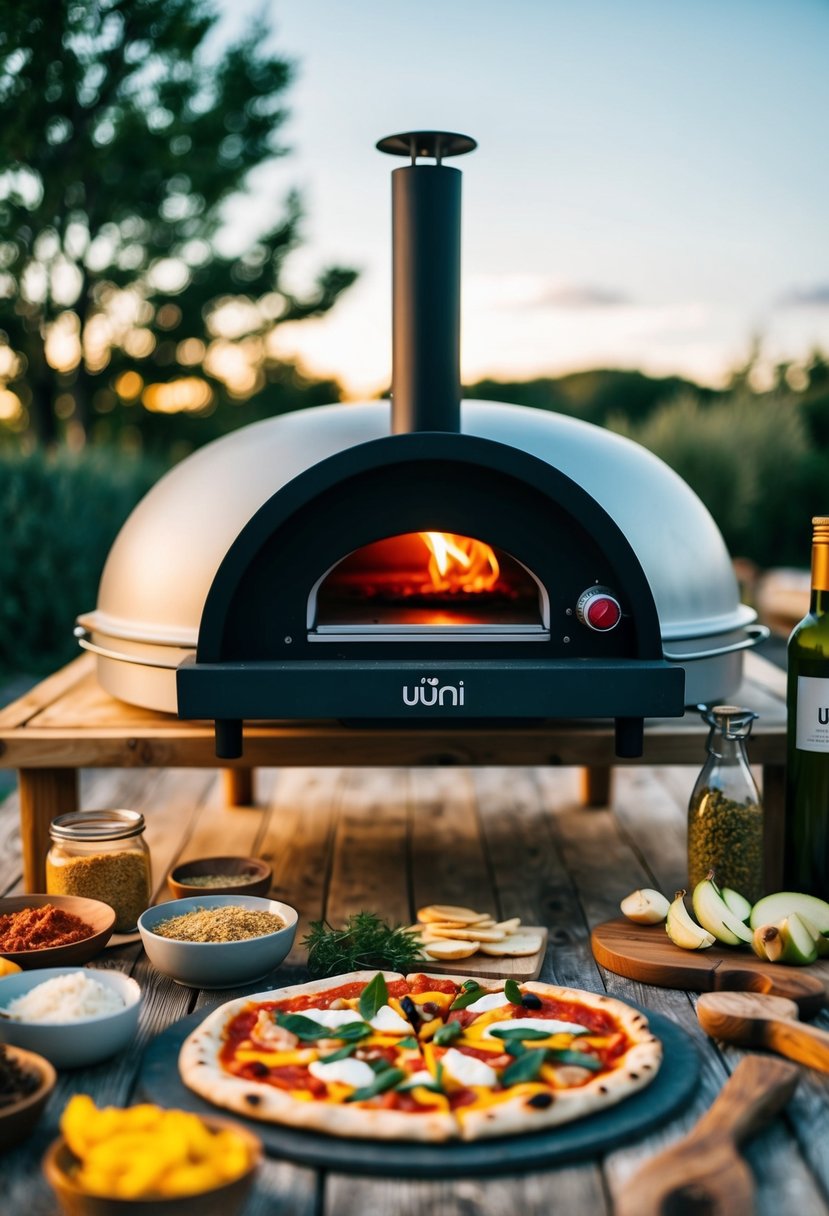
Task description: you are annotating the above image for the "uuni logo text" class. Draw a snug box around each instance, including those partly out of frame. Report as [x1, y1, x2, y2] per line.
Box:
[402, 676, 465, 708]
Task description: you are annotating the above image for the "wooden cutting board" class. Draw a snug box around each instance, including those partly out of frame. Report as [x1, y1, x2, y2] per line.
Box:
[416, 927, 548, 982]
[591, 918, 827, 1016]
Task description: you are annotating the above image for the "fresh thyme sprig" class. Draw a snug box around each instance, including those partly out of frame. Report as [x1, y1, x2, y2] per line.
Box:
[303, 911, 424, 979]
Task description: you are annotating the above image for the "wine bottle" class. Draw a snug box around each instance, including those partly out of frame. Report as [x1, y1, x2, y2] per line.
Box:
[784, 516, 829, 895]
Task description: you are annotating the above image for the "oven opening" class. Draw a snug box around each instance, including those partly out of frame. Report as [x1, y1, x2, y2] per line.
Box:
[308, 532, 550, 641]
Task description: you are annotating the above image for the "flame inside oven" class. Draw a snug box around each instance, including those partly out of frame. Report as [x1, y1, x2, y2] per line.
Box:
[313, 532, 544, 634]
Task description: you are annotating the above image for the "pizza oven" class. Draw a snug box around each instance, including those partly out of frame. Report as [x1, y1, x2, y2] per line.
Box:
[76, 131, 767, 759]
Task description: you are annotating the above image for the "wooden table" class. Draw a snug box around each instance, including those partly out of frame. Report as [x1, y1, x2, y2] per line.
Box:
[1, 738, 827, 1213]
[0, 651, 787, 893]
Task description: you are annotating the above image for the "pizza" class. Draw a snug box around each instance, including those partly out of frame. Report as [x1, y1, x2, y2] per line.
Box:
[179, 970, 661, 1142]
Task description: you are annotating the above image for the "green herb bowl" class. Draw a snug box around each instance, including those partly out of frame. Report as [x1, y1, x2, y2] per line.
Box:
[137, 895, 297, 989]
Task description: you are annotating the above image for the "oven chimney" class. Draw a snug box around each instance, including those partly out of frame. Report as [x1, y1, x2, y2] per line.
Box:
[377, 131, 476, 435]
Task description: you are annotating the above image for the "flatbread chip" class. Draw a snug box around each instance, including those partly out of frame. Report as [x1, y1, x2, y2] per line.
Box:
[492, 917, 521, 933]
[422, 938, 480, 959]
[418, 905, 482, 924]
[428, 926, 505, 942]
[479, 931, 543, 956]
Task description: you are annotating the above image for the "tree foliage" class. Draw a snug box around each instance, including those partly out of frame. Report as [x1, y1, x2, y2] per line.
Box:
[0, 0, 357, 452]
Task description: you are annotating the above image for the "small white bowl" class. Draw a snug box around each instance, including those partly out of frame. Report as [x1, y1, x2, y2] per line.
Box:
[138, 895, 297, 988]
[0, 967, 141, 1068]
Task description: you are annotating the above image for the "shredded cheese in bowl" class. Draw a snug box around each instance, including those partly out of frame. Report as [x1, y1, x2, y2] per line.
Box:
[4, 973, 125, 1023]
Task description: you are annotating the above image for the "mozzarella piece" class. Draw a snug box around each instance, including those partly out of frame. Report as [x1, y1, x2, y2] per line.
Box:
[369, 1004, 413, 1033]
[441, 1048, 498, 1088]
[308, 1057, 376, 1087]
[298, 1008, 364, 1029]
[483, 1017, 588, 1040]
[463, 992, 510, 1014]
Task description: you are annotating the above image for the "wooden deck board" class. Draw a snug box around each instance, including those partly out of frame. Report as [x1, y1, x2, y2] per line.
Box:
[1, 722, 823, 1213]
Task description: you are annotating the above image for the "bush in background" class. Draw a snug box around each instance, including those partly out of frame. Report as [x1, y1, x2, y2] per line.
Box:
[609, 391, 827, 567]
[0, 448, 162, 677]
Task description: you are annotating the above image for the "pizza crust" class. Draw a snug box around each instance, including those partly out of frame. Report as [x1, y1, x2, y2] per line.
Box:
[179, 971, 662, 1144]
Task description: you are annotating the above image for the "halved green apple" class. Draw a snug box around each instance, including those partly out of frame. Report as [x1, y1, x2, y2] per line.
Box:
[777, 913, 819, 966]
[721, 887, 752, 923]
[749, 891, 829, 933]
[665, 890, 716, 950]
[797, 914, 829, 959]
[692, 875, 754, 945]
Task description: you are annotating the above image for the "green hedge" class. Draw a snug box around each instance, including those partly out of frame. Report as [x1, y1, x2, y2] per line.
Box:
[609, 392, 828, 567]
[0, 449, 162, 676]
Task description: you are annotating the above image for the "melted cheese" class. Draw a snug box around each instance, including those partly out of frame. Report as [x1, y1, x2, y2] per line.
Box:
[308, 1058, 375, 1087]
[464, 992, 511, 1014]
[370, 1004, 412, 1033]
[399, 1069, 434, 1089]
[442, 1048, 498, 1088]
[300, 1008, 364, 1029]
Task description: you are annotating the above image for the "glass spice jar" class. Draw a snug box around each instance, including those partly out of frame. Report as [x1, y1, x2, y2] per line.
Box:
[687, 705, 764, 903]
[46, 810, 152, 933]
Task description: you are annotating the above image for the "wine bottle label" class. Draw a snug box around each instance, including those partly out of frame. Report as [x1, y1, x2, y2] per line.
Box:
[796, 676, 829, 752]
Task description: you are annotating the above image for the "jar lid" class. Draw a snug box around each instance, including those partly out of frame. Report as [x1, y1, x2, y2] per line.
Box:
[49, 809, 146, 841]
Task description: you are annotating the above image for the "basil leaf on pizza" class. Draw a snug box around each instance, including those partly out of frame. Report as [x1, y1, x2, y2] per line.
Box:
[179, 971, 663, 1142]
[358, 972, 388, 1021]
[346, 1066, 406, 1103]
[504, 979, 523, 1006]
[501, 1049, 547, 1085]
[276, 1012, 371, 1041]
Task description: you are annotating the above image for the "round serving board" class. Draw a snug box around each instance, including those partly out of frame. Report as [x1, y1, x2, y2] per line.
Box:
[138, 1004, 698, 1177]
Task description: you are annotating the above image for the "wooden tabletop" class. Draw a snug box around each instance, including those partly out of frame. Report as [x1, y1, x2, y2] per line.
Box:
[2, 744, 828, 1214]
[0, 651, 786, 769]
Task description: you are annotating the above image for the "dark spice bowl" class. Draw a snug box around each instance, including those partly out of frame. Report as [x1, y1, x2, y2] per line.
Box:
[138, 895, 297, 989]
[166, 857, 272, 900]
[0, 1044, 57, 1149]
[0, 895, 116, 969]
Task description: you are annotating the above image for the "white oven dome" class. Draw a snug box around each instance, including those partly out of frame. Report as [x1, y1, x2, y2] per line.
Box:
[77, 398, 757, 711]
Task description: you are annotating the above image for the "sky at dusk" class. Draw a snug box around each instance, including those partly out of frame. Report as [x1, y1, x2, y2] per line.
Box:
[214, 0, 829, 398]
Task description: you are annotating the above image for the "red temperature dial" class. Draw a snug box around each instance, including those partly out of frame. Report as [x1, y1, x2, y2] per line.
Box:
[576, 588, 622, 632]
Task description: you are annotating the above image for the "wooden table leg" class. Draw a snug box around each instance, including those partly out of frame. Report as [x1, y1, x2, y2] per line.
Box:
[222, 768, 255, 807]
[580, 766, 612, 808]
[762, 763, 785, 894]
[18, 768, 79, 892]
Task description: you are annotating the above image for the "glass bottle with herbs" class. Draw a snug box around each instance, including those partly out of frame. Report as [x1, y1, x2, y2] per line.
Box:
[46, 810, 151, 933]
[687, 705, 763, 903]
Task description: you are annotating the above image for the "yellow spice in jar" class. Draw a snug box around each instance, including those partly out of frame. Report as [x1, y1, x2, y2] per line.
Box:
[46, 850, 151, 933]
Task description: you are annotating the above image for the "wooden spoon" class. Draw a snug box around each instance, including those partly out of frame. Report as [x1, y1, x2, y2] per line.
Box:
[615, 1054, 799, 1216]
[698, 990, 829, 1072]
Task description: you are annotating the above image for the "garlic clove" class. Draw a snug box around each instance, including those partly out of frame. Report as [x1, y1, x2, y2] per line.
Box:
[620, 888, 670, 925]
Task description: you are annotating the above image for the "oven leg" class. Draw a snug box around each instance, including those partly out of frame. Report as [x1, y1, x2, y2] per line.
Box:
[19, 767, 78, 892]
[580, 766, 612, 808]
[222, 768, 255, 807]
[762, 763, 784, 893]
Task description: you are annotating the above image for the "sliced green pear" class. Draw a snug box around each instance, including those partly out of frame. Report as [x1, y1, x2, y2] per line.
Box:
[620, 888, 670, 925]
[749, 891, 829, 933]
[721, 887, 752, 923]
[692, 874, 753, 945]
[665, 891, 716, 950]
[796, 915, 829, 959]
[751, 923, 783, 962]
[778, 913, 819, 966]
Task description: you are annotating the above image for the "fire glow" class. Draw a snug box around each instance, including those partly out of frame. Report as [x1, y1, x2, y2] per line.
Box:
[418, 532, 500, 594]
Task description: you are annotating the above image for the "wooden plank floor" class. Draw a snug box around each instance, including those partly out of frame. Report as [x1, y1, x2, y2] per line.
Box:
[2, 762, 828, 1215]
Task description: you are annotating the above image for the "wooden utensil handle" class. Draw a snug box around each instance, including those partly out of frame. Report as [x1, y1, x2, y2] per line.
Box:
[690, 1055, 799, 1145]
[716, 968, 826, 1015]
[766, 1018, 829, 1073]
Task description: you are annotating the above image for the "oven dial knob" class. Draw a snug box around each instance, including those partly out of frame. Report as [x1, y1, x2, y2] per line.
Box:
[576, 588, 622, 632]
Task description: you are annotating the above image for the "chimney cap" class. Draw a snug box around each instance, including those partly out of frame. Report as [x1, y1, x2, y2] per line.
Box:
[376, 130, 476, 163]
